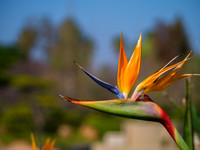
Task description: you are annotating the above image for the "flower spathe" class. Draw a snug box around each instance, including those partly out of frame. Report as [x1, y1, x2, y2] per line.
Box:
[61, 95, 189, 150]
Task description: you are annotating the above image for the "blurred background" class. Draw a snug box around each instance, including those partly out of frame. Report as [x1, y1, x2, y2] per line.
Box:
[0, 0, 200, 150]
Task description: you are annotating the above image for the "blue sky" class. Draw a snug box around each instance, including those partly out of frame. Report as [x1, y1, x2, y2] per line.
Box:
[0, 0, 200, 68]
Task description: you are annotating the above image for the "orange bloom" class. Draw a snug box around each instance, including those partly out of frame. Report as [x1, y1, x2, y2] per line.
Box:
[73, 33, 199, 100]
[31, 134, 55, 150]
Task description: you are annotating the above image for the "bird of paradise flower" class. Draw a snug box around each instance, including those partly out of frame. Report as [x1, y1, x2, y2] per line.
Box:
[60, 33, 199, 150]
[31, 134, 55, 150]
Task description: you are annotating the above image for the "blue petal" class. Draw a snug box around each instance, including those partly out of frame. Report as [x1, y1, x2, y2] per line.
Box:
[75, 62, 124, 98]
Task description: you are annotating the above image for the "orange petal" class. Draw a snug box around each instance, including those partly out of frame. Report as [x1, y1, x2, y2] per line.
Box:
[31, 133, 37, 150]
[159, 55, 179, 70]
[166, 51, 192, 77]
[123, 34, 142, 97]
[119, 34, 142, 97]
[149, 74, 199, 92]
[132, 52, 191, 97]
[48, 140, 56, 150]
[42, 138, 50, 150]
[144, 52, 192, 93]
[117, 32, 128, 94]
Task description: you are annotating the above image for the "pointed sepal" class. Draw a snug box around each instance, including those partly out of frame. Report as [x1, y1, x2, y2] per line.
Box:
[117, 33, 142, 97]
[123, 34, 142, 97]
[75, 62, 124, 98]
[117, 32, 128, 96]
[132, 51, 193, 97]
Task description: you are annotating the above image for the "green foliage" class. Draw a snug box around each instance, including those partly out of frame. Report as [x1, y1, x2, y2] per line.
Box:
[170, 95, 200, 138]
[0, 103, 34, 136]
[54, 133, 92, 150]
[43, 108, 84, 133]
[142, 33, 154, 58]
[36, 94, 58, 107]
[44, 108, 67, 133]
[183, 79, 194, 150]
[0, 45, 24, 87]
[154, 18, 190, 61]
[49, 19, 93, 71]
[17, 24, 37, 57]
[191, 105, 200, 138]
[0, 45, 24, 70]
[0, 70, 12, 87]
[83, 113, 121, 138]
[11, 74, 54, 92]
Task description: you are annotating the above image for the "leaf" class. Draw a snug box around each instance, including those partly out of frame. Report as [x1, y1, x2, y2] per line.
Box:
[183, 79, 194, 150]
[191, 105, 200, 138]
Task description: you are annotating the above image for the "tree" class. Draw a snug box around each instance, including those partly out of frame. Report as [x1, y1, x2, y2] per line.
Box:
[49, 18, 93, 72]
[154, 18, 190, 61]
[17, 23, 37, 58]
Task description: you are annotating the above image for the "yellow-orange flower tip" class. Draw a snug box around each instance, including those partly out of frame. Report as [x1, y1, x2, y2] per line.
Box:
[60, 95, 76, 103]
[131, 51, 194, 97]
[42, 138, 50, 150]
[123, 34, 142, 97]
[31, 134, 55, 150]
[171, 50, 192, 73]
[148, 73, 200, 93]
[160, 55, 179, 70]
[137, 33, 142, 48]
[74, 61, 84, 70]
[60, 95, 81, 104]
[117, 32, 128, 95]
[64, 96, 72, 102]
[48, 140, 56, 150]
[60, 95, 70, 101]
[118, 34, 142, 98]
[59, 94, 65, 99]
[41, 138, 55, 150]
[31, 133, 37, 150]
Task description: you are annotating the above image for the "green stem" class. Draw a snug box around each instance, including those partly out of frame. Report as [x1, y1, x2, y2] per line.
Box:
[183, 79, 194, 149]
[175, 127, 191, 150]
[161, 106, 190, 150]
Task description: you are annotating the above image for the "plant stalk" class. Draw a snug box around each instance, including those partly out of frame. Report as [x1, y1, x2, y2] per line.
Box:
[183, 79, 194, 149]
